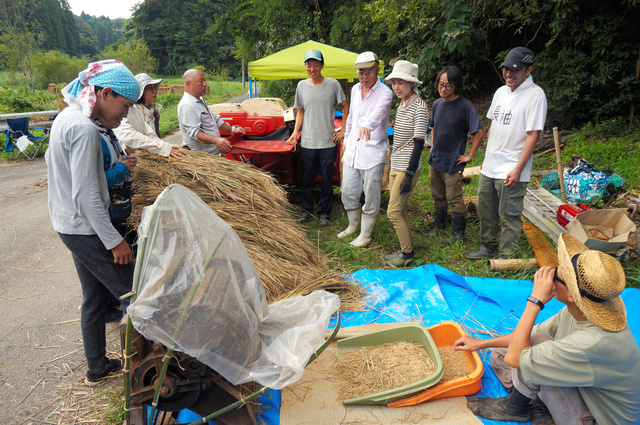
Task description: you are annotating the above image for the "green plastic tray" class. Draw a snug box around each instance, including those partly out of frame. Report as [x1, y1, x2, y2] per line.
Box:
[337, 324, 443, 405]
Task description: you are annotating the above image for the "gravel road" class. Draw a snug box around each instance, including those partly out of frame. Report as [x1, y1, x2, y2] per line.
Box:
[0, 158, 122, 424]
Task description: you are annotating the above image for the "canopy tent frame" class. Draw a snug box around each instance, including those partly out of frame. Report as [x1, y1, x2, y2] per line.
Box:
[247, 40, 383, 98]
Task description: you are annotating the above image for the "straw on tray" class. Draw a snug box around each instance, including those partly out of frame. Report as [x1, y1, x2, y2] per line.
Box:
[437, 346, 472, 382]
[337, 342, 435, 400]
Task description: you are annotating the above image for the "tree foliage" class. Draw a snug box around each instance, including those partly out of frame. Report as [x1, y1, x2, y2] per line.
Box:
[126, 0, 237, 76]
[103, 40, 157, 75]
[0, 0, 637, 127]
[31, 50, 86, 88]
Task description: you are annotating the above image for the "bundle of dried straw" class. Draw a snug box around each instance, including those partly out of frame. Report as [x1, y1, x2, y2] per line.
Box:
[128, 150, 365, 310]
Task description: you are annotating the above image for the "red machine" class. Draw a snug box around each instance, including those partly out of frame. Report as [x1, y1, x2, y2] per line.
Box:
[214, 98, 342, 186]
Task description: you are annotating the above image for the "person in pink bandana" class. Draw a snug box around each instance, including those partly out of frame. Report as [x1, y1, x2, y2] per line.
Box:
[47, 59, 140, 386]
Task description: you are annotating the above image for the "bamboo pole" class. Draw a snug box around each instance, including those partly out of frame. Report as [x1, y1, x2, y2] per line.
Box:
[487, 258, 539, 271]
[553, 127, 567, 203]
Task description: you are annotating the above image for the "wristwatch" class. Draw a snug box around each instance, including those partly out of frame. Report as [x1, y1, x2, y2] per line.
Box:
[526, 295, 545, 310]
[231, 125, 240, 133]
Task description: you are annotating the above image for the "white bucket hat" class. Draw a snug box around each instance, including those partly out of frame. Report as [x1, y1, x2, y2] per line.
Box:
[135, 73, 162, 100]
[385, 60, 422, 86]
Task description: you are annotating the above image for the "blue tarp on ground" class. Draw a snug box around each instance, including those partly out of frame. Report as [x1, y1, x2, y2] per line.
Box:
[179, 265, 640, 425]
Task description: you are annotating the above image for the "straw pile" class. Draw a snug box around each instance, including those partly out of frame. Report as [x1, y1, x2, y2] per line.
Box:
[128, 150, 366, 310]
[337, 342, 435, 400]
[437, 346, 472, 382]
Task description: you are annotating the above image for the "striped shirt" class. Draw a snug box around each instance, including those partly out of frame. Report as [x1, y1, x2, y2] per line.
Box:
[390, 97, 429, 171]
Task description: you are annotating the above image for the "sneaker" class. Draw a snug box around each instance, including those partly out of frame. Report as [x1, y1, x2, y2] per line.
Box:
[85, 358, 122, 386]
[297, 212, 314, 224]
[318, 215, 330, 227]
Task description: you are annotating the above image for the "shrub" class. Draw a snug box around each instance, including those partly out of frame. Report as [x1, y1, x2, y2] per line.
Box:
[31, 50, 86, 88]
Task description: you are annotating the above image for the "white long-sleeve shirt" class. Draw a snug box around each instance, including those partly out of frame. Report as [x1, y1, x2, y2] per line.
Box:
[113, 103, 175, 157]
[342, 79, 393, 170]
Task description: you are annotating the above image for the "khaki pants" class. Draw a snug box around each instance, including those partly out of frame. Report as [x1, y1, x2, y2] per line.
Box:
[491, 333, 595, 425]
[429, 166, 466, 214]
[387, 169, 420, 253]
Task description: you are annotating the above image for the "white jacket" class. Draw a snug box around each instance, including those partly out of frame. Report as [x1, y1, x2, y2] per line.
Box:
[114, 103, 175, 157]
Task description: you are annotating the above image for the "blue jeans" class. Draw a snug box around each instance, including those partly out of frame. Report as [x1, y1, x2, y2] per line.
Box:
[301, 146, 337, 216]
[57, 233, 134, 374]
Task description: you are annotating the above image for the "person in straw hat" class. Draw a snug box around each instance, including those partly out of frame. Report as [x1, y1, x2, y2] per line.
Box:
[454, 233, 640, 424]
[47, 59, 141, 386]
[381, 60, 428, 267]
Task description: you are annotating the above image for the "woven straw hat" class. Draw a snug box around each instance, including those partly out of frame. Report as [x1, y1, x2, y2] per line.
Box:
[558, 233, 627, 331]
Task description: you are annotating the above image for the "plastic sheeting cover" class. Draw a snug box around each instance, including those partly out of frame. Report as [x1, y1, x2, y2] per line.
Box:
[127, 184, 340, 389]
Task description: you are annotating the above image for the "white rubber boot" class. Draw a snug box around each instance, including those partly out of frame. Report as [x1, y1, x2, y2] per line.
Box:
[350, 214, 377, 247]
[338, 209, 361, 238]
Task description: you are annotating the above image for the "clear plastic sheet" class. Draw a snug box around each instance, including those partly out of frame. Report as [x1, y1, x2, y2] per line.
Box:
[128, 184, 340, 389]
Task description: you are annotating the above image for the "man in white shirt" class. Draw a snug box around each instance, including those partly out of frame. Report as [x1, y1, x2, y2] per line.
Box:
[466, 47, 547, 259]
[339, 52, 393, 247]
[177, 69, 244, 154]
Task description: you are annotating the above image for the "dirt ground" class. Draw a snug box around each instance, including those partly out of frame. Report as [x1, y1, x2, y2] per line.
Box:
[0, 158, 122, 424]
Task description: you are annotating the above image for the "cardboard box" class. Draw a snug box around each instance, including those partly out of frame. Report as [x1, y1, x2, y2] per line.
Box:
[566, 209, 636, 254]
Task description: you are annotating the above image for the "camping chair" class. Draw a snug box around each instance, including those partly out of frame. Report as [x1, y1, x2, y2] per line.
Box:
[4, 118, 49, 160]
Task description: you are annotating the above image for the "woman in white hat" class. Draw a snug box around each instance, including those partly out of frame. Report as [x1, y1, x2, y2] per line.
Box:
[382, 60, 428, 267]
[114, 73, 184, 159]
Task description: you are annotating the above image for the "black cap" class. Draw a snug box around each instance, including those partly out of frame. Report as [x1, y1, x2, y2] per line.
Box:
[500, 47, 535, 71]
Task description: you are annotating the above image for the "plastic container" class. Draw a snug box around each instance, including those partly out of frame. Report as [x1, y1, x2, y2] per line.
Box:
[337, 324, 443, 405]
[557, 203, 590, 228]
[387, 321, 484, 407]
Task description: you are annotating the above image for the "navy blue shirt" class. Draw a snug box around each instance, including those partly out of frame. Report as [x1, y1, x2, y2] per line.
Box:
[429, 96, 483, 174]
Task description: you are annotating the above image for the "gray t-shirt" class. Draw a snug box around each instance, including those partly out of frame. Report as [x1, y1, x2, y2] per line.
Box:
[293, 77, 346, 150]
[520, 307, 640, 425]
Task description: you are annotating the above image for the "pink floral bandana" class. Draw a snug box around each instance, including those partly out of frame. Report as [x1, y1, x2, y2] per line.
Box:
[61, 59, 140, 117]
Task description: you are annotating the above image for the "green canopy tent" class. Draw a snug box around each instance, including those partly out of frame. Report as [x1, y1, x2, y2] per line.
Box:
[247, 40, 383, 98]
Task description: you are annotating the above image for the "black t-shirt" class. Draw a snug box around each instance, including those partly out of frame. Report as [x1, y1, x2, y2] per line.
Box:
[428, 96, 483, 174]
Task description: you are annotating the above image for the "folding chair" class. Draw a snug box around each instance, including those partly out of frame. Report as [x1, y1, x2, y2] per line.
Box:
[4, 118, 50, 160]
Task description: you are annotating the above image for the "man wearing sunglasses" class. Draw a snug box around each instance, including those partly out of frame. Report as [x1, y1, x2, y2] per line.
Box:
[466, 46, 547, 259]
[339, 51, 393, 247]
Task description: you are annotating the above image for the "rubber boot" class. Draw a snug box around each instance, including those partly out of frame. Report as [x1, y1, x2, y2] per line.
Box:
[350, 214, 377, 247]
[338, 209, 361, 238]
[466, 388, 532, 422]
[530, 397, 555, 425]
[443, 212, 466, 246]
[425, 207, 447, 237]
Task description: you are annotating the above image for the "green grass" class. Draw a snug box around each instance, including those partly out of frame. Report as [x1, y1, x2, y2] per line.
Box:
[298, 119, 640, 289]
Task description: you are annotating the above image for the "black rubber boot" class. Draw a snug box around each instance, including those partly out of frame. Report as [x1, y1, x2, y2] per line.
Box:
[466, 388, 532, 422]
[530, 397, 555, 425]
[425, 207, 447, 237]
[443, 212, 466, 245]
